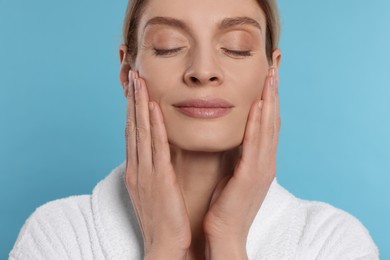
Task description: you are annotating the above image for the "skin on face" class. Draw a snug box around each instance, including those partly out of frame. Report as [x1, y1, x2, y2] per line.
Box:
[133, 0, 273, 152]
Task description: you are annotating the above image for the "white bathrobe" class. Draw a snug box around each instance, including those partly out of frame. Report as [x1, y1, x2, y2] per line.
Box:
[9, 162, 379, 259]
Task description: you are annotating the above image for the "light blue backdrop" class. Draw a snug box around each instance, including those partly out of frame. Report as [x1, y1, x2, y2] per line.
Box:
[1, 0, 389, 258]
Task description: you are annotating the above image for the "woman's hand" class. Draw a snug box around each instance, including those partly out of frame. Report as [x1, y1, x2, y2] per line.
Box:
[203, 68, 280, 259]
[123, 71, 191, 259]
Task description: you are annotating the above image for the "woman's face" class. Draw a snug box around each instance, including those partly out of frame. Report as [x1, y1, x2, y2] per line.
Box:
[132, 0, 275, 152]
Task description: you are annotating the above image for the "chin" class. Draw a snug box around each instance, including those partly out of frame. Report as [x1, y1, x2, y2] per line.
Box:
[167, 130, 243, 152]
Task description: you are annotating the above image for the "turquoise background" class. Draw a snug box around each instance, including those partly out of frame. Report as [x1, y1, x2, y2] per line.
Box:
[1, 0, 389, 258]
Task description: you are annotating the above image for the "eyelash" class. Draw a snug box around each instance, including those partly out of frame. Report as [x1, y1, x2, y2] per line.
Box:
[153, 47, 252, 57]
[153, 47, 184, 56]
[221, 48, 252, 57]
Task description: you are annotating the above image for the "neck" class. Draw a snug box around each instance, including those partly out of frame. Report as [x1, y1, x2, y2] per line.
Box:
[169, 145, 241, 259]
[170, 146, 240, 190]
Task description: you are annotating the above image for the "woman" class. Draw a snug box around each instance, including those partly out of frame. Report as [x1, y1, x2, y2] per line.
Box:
[10, 0, 379, 259]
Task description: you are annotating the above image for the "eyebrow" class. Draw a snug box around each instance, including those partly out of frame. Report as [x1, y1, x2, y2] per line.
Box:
[220, 16, 262, 31]
[143, 16, 262, 33]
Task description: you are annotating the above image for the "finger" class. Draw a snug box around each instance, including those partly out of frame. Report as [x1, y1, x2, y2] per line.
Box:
[259, 69, 276, 156]
[134, 77, 153, 175]
[149, 101, 172, 170]
[272, 69, 281, 156]
[240, 98, 263, 167]
[239, 71, 274, 174]
[123, 72, 149, 244]
[124, 71, 145, 232]
[120, 61, 132, 97]
[209, 175, 230, 206]
[125, 70, 138, 176]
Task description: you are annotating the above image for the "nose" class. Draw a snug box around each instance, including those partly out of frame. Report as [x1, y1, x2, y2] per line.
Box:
[183, 47, 224, 87]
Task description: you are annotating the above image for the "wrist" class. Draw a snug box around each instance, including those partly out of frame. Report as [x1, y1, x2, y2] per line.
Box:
[205, 239, 247, 260]
[144, 248, 188, 260]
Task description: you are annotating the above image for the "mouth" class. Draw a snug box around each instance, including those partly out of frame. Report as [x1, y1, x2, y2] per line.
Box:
[172, 98, 234, 119]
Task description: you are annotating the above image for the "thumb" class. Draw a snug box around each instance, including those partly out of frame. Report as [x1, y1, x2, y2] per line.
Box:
[209, 176, 230, 207]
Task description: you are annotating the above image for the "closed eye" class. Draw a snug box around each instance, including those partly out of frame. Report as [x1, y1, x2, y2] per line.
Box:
[153, 47, 184, 56]
[221, 48, 252, 57]
[152, 47, 253, 57]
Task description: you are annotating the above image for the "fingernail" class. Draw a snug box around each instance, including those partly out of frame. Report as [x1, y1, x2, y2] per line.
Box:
[134, 78, 140, 92]
[258, 100, 263, 109]
[148, 101, 154, 111]
[270, 76, 275, 87]
[123, 70, 131, 87]
[122, 81, 129, 96]
[270, 67, 276, 76]
[128, 70, 132, 80]
[122, 77, 129, 86]
[133, 70, 139, 79]
[125, 70, 132, 97]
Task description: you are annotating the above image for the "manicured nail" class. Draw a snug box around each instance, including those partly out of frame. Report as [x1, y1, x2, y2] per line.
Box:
[148, 101, 154, 111]
[122, 70, 131, 90]
[124, 71, 130, 98]
[258, 100, 263, 109]
[123, 81, 129, 98]
[270, 67, 276, 76]
[134, 78, 140, 92]
[270, 76, 275, 87]
[133, 70, 139, 79]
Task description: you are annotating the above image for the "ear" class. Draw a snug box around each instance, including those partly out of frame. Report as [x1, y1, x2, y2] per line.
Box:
[119, 44, 131, 96]
[272, 48, 282, 69]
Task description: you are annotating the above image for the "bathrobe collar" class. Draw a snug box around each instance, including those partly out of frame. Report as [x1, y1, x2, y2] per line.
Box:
[91, 161, 296, 259]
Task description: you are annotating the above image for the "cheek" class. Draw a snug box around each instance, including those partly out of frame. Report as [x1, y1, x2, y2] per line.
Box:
[237, 67, 268, 104]
[232, 64, 268, 132]
[135, 55, 179, 103]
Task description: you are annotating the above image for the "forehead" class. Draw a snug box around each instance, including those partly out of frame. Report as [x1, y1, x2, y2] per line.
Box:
[139, 0, 266, 35]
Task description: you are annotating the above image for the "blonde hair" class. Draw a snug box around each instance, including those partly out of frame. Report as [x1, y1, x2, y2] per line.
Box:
[122, 0, 280, 64]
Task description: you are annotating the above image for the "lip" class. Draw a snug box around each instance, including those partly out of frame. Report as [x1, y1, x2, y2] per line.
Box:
[173, 98, 234, 119]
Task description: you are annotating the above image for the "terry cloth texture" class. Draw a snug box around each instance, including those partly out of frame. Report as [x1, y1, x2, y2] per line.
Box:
[10, 162, 379, 259]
